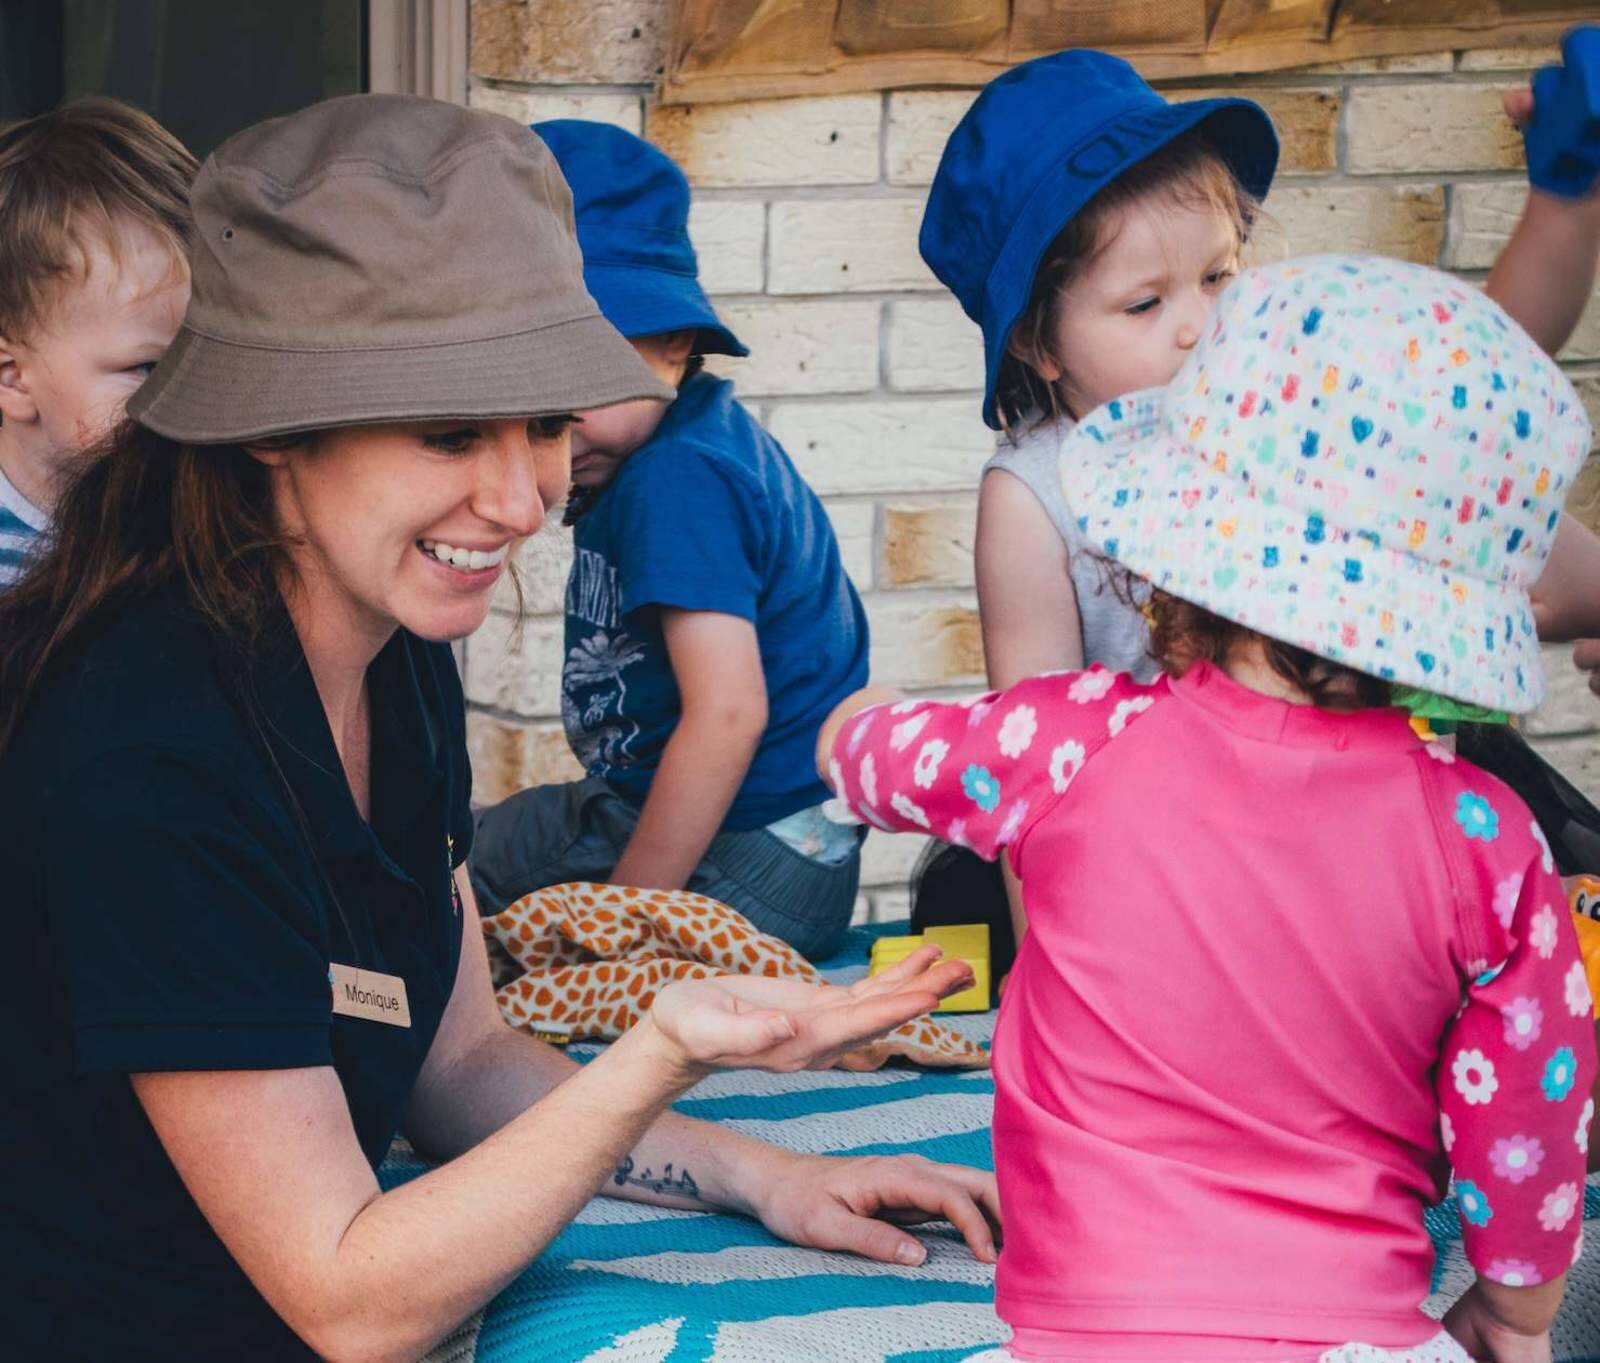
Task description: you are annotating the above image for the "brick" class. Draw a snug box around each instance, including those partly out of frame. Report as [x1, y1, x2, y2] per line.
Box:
[1288, 52, 1455, 76]
[688, 200, 765, 296]
[887, 298, 984, 393]
[880, 499, 977, 589]
[1570, 372, 1600, 445]
[1566, 450, 1600, 538]
[861, 827, 932, 890]
[767, 398, 992, 497]
[470, 0, 666, 85]
[491, 520, 572, 617]
[462, 611, 565, 720]
[1457, 46, 1561, 72]
[1529, 731, 1600, 804]
[1524, 644, 1600, 739]
[466, 713, 583, 806]
[865, 592, 985, 689]
[768, 200, 939, 294]
[647, 95, 881, 188]
[1444, 181, 1527, 271]
[824, 499, 876, 589]
[1262, 184, 1445, 265]
[468, 82, 642, 134]
[705, 300, 879, 396]
[1560, 290, 1600, 363]
[1166, 87, 1339, 175]
[886, 91, 975, 187]
[1346, 84, 1524, 175]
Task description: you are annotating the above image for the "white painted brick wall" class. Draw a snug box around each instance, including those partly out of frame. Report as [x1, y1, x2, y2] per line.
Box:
[886, 91, 974, 187]
[468, 81, 643, 133]
[1445, 181, 1529, 271]
[468, 25, 1600, 915]
[823, 500, 876, 589]
[706, 300, 879, 396]
[767, 398, 992, 497]
[1345, 84, 1525, 175]
[687, 201, 765, 295]
[768, 200, 939, 294]
[887, 298, 984, 394]
[647, 94, 882, 188]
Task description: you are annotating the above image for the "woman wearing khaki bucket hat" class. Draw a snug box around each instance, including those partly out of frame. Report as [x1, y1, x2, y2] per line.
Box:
[0, 96, 998, 1362]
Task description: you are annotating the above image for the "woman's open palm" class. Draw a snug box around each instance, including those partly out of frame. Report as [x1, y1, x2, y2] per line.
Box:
[650, 945, 972, 1072]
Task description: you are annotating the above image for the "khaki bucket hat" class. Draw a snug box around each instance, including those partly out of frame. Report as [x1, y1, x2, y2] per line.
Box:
[130, 94, 671, 443]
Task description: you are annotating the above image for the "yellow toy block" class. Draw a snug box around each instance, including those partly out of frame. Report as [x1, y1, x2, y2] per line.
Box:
[869, 923, 991, 1012]
[1570, 876, 1600, 1021]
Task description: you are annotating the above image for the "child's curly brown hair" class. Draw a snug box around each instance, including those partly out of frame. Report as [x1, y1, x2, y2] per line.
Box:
[1145, 588, 1392, 712]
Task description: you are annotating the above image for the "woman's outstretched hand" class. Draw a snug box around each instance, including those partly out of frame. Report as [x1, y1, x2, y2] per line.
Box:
[647, 944, 973, 1076]
[751, 1151, 1001, 1267]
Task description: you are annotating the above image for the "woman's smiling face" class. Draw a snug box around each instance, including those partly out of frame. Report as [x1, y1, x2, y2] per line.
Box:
[255, 415, 574, 648]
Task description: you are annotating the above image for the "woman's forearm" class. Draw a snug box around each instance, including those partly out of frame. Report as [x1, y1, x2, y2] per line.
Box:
[321, 1023, 707, 1361]
[408, 1021, 776, 1216]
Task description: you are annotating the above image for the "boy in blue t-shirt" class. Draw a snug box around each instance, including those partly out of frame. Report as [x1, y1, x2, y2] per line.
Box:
[470, 122, 869, 958]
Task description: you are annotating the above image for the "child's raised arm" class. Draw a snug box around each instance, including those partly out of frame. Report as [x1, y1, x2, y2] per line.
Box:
[820, 667, 1159, 861]
[1432, 775, 1594, 1320]
[608, 609, 767, 892]
[1484, 28, 1600, 357]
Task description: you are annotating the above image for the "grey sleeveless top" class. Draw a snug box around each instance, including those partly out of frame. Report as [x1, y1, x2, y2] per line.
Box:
[984, 419, 1159, 683]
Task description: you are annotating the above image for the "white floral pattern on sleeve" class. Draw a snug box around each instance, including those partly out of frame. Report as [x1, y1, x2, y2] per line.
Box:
[1432, 767, 1597, 1286]
[826, 667, 1164, 861]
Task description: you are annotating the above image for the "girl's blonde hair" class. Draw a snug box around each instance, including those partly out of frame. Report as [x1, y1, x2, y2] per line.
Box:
[995, 128, 1260, 434]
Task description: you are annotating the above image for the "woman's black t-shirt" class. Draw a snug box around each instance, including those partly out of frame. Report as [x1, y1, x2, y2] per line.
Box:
[0, 591, 474, 1360]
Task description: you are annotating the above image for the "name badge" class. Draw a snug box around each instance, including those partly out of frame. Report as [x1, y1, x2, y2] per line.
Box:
[329, 963, 411, 1027]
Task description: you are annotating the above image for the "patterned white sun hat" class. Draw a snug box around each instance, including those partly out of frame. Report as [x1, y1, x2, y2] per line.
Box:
[1058, 255, 1591, 713]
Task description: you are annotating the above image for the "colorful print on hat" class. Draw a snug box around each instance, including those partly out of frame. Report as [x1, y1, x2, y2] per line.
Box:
[1058, 255, 1592, 714]
[918, 49, 1278, 431]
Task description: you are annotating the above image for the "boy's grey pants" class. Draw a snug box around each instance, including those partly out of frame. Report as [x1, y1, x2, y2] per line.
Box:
[469, 776, 860, 960]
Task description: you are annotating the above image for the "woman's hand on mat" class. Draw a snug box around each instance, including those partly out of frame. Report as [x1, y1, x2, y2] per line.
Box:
[1443, 1279, 1560, 1363]
[647, 944, 973, 1075]
[749, 1151, 1000, 1267]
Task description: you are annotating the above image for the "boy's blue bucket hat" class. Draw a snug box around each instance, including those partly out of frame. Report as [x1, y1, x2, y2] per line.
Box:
[534, 119, 747, 357]
[919, 50, 1279, 429]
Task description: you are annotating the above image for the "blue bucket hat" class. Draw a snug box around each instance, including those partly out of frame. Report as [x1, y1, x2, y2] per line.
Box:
[534, 119, 747, 357]
[919, 50, 1279, 430]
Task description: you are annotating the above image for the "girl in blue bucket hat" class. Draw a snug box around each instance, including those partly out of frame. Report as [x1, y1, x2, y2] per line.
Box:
[910, 39, 1600, 971]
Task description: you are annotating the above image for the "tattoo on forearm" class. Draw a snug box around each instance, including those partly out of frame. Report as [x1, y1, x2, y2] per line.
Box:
[612, 1154, 700, 1201]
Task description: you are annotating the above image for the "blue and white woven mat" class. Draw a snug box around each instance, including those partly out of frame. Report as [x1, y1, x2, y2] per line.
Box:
[385, 926, 1600, 1363]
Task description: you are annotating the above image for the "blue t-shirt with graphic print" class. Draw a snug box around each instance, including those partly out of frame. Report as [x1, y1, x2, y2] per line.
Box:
[563, 371, 869, 831]
[0, 463, 45, 588]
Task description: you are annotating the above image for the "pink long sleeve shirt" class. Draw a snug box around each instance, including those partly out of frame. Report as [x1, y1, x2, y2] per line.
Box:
[831, 663, 1595, 1359]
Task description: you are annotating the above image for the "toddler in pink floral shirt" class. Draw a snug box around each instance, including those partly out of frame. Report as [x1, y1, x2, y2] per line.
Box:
[821, 257, 1597, 1363]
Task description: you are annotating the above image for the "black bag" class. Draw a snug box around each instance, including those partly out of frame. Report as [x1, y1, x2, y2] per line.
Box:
[1455, 724, 1600, 876]
[909, 842, 1018, 981]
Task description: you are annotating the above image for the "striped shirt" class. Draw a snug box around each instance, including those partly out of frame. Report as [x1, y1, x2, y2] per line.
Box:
[0, 462, 46, 588]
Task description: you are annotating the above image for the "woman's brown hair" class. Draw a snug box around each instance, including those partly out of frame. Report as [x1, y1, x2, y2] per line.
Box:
[994, 128, 1261, 434]
[0, 424, 292, 751]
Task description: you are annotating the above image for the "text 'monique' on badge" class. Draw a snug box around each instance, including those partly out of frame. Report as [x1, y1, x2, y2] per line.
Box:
[329, 963, 412, 1027]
